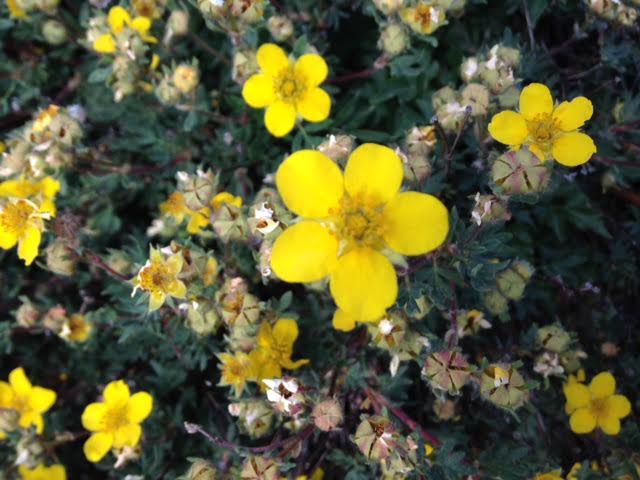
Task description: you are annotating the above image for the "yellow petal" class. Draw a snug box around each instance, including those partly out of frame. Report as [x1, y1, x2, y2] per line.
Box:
[17, 226, 41, 266]
[569, 407, 597, 434]
[332, 309, 357, 332]
[49, 465, 67, 480]
[127, 392, 153, 423]
[9, 367, 32, 396]
[18, 411, 43, 433]
[383, 192, 449, 256]
[113, 423, 142, 448]
[28, 386, 56, 414]
[487, 111, 528, 146]
[166, 253, 183, 275]
[242, 74, 275, 108]
[82, 402, 107, 431]
[552, 97, 594, 132]
[186, 210, 209, 234]
[93, 34, 117, 54]
[103, 380, 131, 405]
[108, 6, 131, 34]
[297, 87, 331, 123]
[519, 83, 553, 121]
[0, 230, 18, 250]
[589, 372, 616, 399]
[564, 383, 591, 409]
[149, 291, 165, 311]
[295, 53, 329, 87]
[84, 432, 113, 463]
[606, 395, 631, 419]
[344, 144, 403, 205]
[273, 318, 299, 347]
[0, 381, 14, 408]
[551, 132, 596, 167]
[257, 43, 290, 77]
[168, 280, 187, 299]
[271, 221, 338, 283]
[329, 247, 397, 322]
[131, 16, 151, 35]
[265, 101, 297, 137]
[275, 150, 344, 218]
[597, 414, 621, 436]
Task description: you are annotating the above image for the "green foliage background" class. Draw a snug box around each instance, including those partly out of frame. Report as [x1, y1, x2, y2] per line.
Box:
[0, 0, 639, 478]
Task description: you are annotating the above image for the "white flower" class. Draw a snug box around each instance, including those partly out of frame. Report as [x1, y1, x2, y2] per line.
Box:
[254, 202, 280, 235]
[262, 378, 303, 414]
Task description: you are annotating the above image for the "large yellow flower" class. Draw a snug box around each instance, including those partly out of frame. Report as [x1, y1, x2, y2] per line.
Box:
[250, 318, 309, 380]
[0, 367, 56, 434]
[488, 83, 597, 167]
[132, 247, 187, 311]
[81, 380, 153, 463]
[564, 371, 631, 435]
[242, 43, 331, 137]
[18, 464, 66, 480]
[0, 198, 50, 266]
[93, 6, 157, 54]
[270, 144, 449, 330]
[0, 176, 60, 216]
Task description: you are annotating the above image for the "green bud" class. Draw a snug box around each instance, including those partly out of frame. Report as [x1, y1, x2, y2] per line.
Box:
[496, 260, 533, 300]
[186, 300, 221, 336]
[379, 23, 409, 57]
[212, 203, 248, 242]
[480, 363, 527, 410]
[267, 15, 294, 42]
[537, 325, 571, 353]
[167, 10, 189, 37]
[461, 83, 490, 116]
[46, 239, 77, 276]
[240, 456, 279, 480]
[483, 289, 508, 315]
[42, 19, 68, 45]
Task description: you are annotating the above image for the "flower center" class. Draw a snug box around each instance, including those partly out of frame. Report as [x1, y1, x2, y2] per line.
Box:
[274, 67, 307, 104]
[103, 403, 129, 432]
[12, 394, 29, 414]
[0, 200, 35, 235]
[331, 194, 386, 250]
[138, 262, 174, 295]
[590, 397, 610, 418]
[527, 113, 560, 149]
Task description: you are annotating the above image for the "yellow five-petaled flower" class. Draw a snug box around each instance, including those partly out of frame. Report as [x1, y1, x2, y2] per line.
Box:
[250, 318, 309, 380]
[488, 83, 597, 167]
[132, 247, 187, 311]
[81, 379, 153, 463]
[242, 43, 331, 137]
[0, 367, 57, 436]
[0, 198, 50, 266]
[93, 6, 157, 54]
[270, 143, 449, 330]
[564, 371, 631, 435]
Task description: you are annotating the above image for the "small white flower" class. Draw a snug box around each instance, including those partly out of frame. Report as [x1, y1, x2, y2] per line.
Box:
[263, 378, 303, 414]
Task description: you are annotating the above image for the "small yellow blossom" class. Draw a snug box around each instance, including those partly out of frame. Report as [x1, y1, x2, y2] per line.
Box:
[211, 191, 243, 211]
[218, 351, 254, 397]
[61, 313, 92, 343]
[0, 175, 60, 216]
[564, 371, 631, 435]
[0, 367, 57, 434]
[242, 43, 331, 137]
[488, 83, 597, 167]
[81, 380, 153, 463]
[0, 198, 50, 266]
[270, 144, 449, 329]
[132, 247, 187, 311]
[160, 192, 211, 235]
[7, 0, 27, 19]
[18, 464, 66, 480]
[93, 6, 157, 54]
[173, 65, 199, 94]
[32, 105, 60, 133]
[250, 318, 309, 380]
[400, 2, 446, 35]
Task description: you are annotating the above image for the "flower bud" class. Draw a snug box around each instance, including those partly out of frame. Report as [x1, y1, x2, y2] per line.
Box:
[460, 56, 479, 82]
[483, 289, 508, 315]
[232, 49, 259, 85]
[230, 400, 274, 438]
[178, 170, 218, 211]
[373, 0, 404, 14]
[240, 457, 279, 480]
[368, 315, 406, 350]
[16, 300, 41, 328]
[379, 23, 409, 57]
[461, 83, 489, 116]
[42, 19, 68, 45]
[433, 398, 456, 421]
[212, 203, 248, 242]
[422, 350, 470, 395]
[497, 85, 520, 109]
[491, 148, 550, 195]
[432, 86, 458, 110]
[470, 193, 511, 226]
[168, 10, 190, 37]
[186, 300, 221, 336]
[317, 134, 354, 164]
[15, 433, 45, 468]
[455, 309, 491, 338]
[480, 363, 528, 410]
[173, 65, 199, 94]
[496, 260, 533, 300]
[537, 325, 571, 353]
[217, 290, 261, 327]
[186, 459, 217, 480]
[0, 409, 19, 436]
[353, 415, 397, 461]
[313, 399, 343, 431]
[60, 313, 92, 343]
[264, 378, 305, 415]
[267, 15, 294, 42]
[601, 341, 619, 358]
[46, 239, 77, 276]
[42, 306, 68, 334]
[560, 349, 587, 373]
[533, 352, 564, 378]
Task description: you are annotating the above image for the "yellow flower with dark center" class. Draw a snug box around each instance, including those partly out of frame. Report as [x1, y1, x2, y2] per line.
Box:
[81, 380, 153, 463]
[564, 371, 631, 435]
[0, 198, 50, 266]
[488, 83, 597, 167]
[249, 318, 309, 380]
[400, 2, 446, 35]
[18, 464, 66, 480]
[0, 367, 56, 434]
[0, 175, 60, 216]
[93, 6, 157, 54]
[242, 43, 331, 137]
[218, 351, 254, 397]
[132, 247, 187, 311]
[270, 144, 449, 330]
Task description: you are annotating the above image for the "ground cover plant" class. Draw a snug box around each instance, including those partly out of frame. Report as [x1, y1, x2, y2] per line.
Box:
[0, 0, 639, 478]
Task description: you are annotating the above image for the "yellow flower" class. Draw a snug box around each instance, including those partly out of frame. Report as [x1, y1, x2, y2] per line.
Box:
[160, 192, 211, 235]
[242, 43, 331, 137]
[132, 247, 187, 311]
[250, 318, 309, 380]
[61, 313, 92, 343]
[6, 0, 27, 19]
[533, 471, 563, 480]
[81, 380, 153, 463]
[564, 371, 631, 435]
[270, 144, 449, 329]
[0, 198, 50, 266]
[218, 351, 254, 397]
[211, 191, 243, 211]
[132, 0, 162, 18]
[18, 464, 66, 480]
[173, 65, 199, 94]
[400, 2, 446, 35]
[0, 175, 60, 216]
[0, 367, 57, 434]
[93, 6, 157, 54]
[488, 83, 597, 167]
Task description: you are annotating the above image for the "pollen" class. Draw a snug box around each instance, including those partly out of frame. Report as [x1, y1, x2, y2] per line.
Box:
[138, 262, 175, 295]
[527, 113, 561, 148]
[0, 200, 36, 235]
[273, 67, 308, 104]
[331, 194, 386, 251]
